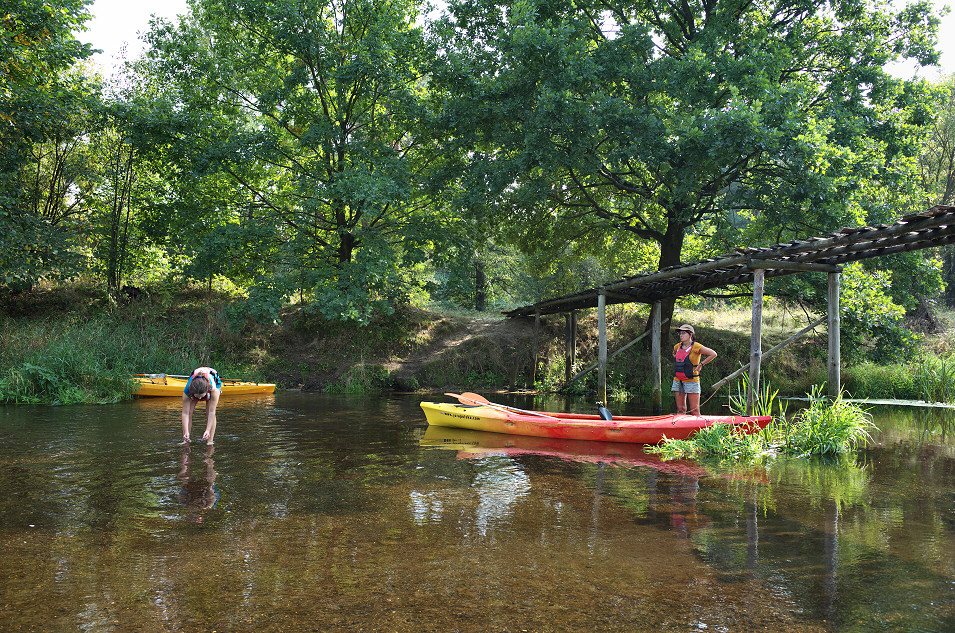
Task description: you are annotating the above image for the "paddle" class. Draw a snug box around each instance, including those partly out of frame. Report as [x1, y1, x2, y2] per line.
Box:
[445, 392, 561, 420]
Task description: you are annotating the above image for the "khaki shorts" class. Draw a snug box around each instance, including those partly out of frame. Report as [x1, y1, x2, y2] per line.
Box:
[671, 380, 701, 394]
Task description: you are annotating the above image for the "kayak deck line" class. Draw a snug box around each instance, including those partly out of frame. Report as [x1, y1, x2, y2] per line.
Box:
[133, 374, 275, 397]
[420, 400, 771, 445]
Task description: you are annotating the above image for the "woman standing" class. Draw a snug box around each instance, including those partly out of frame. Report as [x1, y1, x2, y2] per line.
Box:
[672, 325, 717, 416]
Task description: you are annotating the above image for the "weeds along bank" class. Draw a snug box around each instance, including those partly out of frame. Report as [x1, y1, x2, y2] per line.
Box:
[0, 286, 952, 405]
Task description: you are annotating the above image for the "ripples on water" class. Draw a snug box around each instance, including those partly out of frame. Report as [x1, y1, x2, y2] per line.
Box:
[0, 394, 953, 632]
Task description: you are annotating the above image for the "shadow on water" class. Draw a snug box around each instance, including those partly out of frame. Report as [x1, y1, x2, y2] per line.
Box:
[0, 393, 953, 632]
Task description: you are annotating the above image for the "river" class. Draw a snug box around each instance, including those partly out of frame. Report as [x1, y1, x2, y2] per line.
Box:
[0, 392, 952, 632]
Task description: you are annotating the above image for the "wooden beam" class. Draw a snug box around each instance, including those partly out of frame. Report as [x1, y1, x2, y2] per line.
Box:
[747, 268, 765, 416]
[712, 316, 827, 390]
[503, 210, 955, 318]
[748, 259, 842, 273]
[598, 292, 607, 403]
[828, 272, 841, 396]
[651, 302, 662, 414]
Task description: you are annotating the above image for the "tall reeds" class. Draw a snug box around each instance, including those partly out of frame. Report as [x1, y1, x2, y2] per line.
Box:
[914, 356, 955, 404]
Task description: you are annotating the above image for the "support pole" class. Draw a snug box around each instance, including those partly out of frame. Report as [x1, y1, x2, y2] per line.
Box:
[598, 291, 607, 404]
[532, 310, 540, 387]
[747, 268, 765, 416]
[565, 312, 574, 383]
[651, 301, 662, 414]
[571, 311, 577, 371]
[828, 272, 841, 397]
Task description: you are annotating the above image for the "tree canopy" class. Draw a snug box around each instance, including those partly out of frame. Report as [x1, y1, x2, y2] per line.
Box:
[0, 0, 949, 349]
[429, 0, 942, 322]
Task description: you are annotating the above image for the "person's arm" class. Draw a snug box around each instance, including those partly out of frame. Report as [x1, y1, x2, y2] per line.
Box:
[695, 345, 717, 374]
[182, 393, 196, 442]
[201, 388, 220, 443]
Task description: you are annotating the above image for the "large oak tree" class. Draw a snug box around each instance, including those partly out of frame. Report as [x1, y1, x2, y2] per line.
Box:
[431, 0, 941, 322]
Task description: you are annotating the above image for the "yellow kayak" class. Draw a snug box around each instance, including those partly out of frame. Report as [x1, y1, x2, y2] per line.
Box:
[133, 374, 275, 397]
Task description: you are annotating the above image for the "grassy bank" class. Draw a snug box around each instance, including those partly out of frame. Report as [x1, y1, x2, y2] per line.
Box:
[1, 284, 953, 405]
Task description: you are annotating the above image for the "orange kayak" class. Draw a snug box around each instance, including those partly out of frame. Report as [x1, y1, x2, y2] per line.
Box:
[420, 400, 771, 445]
[133, 374, 275, 397]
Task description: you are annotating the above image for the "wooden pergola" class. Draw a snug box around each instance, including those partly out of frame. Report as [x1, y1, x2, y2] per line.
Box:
[505, 205, 955, 414]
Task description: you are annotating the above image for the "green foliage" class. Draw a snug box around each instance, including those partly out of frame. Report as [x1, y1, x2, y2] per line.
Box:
[782, 388, 875, 457]
[919, 75, 955, 206]
[650, 383, 873, 460]
[839, 262, 922, 363]
[650, 422, 767, 460]
[326, 363, 393, 394]
[842, 362, 921, 400]
[140, 0, 439, 323]
[432, 0, 942, 315]
[1, 0, 98, 291]
[0, 316, 136, 404]
[728, 371, 784, 418]
[914, 355, 955, 403]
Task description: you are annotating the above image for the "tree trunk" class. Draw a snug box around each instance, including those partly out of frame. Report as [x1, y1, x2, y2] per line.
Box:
[338, 232, 355, 264]
[474, 257, 487, 312]
[646, 220, 685, 346]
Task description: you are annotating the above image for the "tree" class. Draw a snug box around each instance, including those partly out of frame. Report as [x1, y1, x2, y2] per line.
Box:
[1, 0, 96, 292]
[920, 75, 955, 207]
[431, 0, 941, 325]
[141, 0, 440, 323]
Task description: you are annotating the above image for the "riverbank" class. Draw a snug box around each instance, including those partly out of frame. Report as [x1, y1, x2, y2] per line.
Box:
[0, 284, 951, 404]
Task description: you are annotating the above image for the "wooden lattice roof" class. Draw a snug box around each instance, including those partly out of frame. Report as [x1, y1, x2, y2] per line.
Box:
[504, 205, 955, 318]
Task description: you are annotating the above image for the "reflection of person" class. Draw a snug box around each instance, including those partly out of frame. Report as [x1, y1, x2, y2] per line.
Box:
[672, 325, 717, 416]
[181, 367, 221, 445]
[669, 478, 703, 537]
[178, 444, 219, 518]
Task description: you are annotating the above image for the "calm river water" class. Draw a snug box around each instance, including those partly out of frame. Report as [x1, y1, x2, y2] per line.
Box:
[0, 392, 953, 632]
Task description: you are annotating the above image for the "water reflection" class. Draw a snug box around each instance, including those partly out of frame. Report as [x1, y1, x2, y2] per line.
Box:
[177, 445, 219, 522]
[0, 395, 952, 632]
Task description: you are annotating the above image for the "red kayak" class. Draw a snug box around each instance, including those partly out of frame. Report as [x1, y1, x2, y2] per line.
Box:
[420, 395, 772, 445]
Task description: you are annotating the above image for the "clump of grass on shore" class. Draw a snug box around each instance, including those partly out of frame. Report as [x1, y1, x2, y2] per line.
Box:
[649, 383, 874, 460]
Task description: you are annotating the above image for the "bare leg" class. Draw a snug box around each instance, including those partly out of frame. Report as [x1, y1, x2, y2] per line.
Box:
[674, 391, 687, 414]
[687, 392, 701, 416]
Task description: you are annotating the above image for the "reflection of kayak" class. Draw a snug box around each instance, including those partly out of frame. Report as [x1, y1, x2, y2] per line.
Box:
[420, 400, 771, 444]
[421, 426, 707, 476]
[133, 374, 275, 397]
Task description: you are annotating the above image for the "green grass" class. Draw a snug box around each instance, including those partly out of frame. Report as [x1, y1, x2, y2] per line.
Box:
[648, 382, 874, 461]
[0, 303, 266, 405]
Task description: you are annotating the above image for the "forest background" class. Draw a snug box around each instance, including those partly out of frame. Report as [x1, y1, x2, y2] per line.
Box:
[3, 0, 955, 405]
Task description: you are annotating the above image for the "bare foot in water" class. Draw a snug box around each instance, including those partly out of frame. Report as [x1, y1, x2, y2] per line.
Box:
[180, 436, 190, 445]
[201, 430, 212, 445]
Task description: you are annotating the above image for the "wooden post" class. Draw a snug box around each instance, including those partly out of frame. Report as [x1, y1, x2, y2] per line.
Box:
[828, 272, 841, 397]
[651, 301, 662, 414]
[598, 291, 607, 403]
[565, 312, 573, 383]
[571, 311, 577, 372]
[532, 310, 540, 387]
[747, 268, 765, 416]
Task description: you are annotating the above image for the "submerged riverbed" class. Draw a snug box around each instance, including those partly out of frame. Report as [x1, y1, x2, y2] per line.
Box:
[0, 393, 953, 632]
